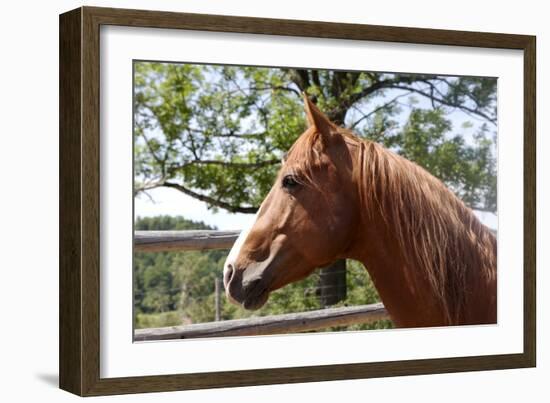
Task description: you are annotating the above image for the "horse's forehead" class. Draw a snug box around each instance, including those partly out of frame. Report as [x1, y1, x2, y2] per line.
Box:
[285, 148, 329, 169]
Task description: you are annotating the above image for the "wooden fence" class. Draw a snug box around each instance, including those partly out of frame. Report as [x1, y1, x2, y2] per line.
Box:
[135, 230, 239, 252]
[134, 229, 389, 339]
[135, 302, 388, 340]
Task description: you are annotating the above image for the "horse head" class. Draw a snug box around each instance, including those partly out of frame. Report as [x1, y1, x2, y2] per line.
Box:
[223, 96, 359, 310]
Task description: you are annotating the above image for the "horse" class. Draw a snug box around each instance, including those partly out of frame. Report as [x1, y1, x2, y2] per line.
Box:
[223, 95, 496, 328]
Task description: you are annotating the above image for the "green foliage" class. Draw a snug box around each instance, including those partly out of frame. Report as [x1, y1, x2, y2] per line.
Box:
[397, 109, 496, 209]
[135, 311, 185, 329]
[134, 216, 392, 331]
[134, 63, 497, 213]
[134, 215, 225, 319]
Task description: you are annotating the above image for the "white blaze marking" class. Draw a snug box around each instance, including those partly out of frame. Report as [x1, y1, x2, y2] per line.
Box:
[223, 209, 261, 282]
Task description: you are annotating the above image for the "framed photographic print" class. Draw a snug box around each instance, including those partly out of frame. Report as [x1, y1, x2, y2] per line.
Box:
[59, 6, 536, 396]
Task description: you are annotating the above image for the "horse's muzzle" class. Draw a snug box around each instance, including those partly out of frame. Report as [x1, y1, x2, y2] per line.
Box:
[224, 262, 270, 310]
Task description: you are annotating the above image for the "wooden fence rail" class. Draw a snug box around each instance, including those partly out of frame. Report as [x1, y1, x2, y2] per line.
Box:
[135, 228, 496, 253]
[134, 229, 390, 339]
[135, 230, 240, 252]
[135, 302, 389, 341]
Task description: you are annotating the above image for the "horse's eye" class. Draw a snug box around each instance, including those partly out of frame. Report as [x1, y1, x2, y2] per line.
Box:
[282, 174, 299, 189]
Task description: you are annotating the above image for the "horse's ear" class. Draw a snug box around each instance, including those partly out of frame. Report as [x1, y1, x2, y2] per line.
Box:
[303, 94, 336, 137]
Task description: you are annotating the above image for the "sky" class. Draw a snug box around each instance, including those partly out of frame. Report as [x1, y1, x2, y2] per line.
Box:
[135, 186, 255, 230]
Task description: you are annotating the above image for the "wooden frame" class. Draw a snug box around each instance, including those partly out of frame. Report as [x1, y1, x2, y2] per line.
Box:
[59, 6, 536, 396]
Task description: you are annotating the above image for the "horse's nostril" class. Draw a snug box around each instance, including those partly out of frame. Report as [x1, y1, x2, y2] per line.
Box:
[224, 264, 235, 286]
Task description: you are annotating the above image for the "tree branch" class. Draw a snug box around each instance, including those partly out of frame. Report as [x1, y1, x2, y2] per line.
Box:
[163, 182, 259, 214]
[188, 128, 266, 139]
[225, 85, 301, 98]
[387, 85, 497, 125]
[326, 76, 418, 122]
[289, 69, 311, 92]
[349, 92, 411, 130]
[167, 158, 281, 172]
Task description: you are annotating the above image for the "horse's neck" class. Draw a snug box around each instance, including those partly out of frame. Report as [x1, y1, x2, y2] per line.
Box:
[346, 140, 474, 327]
[348, 214, 449, 327]
[345, 141, 496, 327]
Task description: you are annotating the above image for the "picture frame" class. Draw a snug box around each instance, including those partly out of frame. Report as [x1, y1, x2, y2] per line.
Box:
[59, 6, 536, 396]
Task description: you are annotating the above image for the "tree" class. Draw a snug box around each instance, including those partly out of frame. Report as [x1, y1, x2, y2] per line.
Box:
[134, 62, 497, 214]
[134, 215, 221, 316]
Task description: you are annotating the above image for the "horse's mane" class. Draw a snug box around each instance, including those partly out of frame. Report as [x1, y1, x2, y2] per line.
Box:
[286, 127, 497, 324]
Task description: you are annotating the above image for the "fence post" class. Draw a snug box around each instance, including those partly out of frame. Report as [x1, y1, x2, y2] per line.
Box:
[318, 259, 347, 307]
[214, 277, 222, 321]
